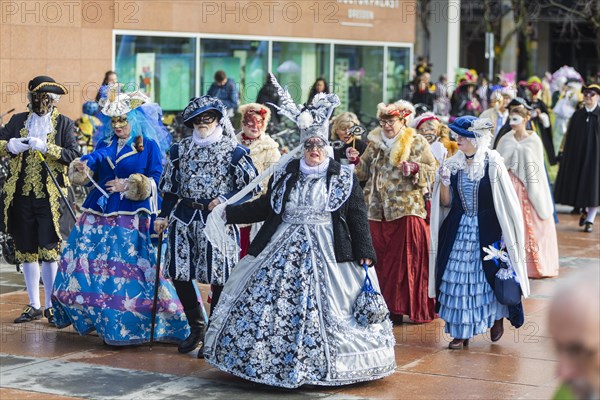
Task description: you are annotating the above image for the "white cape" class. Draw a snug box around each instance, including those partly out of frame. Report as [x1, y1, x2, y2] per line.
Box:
[496, 131, 554, 220]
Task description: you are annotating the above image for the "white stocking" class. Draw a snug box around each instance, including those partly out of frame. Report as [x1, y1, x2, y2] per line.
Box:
[22, 262, 41, 309]
[41, 261, 58, 308]
[586, 207, 598, 224]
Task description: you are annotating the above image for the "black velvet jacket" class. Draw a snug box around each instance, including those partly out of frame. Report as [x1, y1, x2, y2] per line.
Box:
[226, 158, 377, 265]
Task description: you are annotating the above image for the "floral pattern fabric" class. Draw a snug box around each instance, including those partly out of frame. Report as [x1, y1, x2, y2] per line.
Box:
[159, 136, 257, 283]
[52, 213, 189, 345]
[204, 173, 396, 388]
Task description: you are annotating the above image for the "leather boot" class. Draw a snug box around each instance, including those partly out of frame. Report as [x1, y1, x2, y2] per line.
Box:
[490, 318, 504, 342]
[178, 305, 206, 354]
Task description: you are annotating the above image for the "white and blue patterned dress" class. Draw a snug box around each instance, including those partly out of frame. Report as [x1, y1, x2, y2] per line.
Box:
[437, 170, 509, 339]
[204, 171, 396, 388]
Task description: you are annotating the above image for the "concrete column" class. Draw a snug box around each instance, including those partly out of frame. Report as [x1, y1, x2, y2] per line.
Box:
[536, 21, 550, 76]
[429, 0, 461, 87]
[500, 0, 517, 73]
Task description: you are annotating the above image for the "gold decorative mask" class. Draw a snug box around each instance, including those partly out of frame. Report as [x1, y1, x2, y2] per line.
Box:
[111, 116, 128, 129]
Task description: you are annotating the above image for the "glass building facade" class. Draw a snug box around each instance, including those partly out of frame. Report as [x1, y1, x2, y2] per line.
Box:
[114, 32, 412, 119]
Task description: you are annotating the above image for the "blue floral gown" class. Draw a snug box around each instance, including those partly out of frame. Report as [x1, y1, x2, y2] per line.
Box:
[52, 137, 189, 345]
[204, 172, 396, 388]
[437, 169, 509, 339]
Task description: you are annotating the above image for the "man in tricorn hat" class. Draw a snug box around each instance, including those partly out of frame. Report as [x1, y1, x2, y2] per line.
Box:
[0, 75, 80, 324]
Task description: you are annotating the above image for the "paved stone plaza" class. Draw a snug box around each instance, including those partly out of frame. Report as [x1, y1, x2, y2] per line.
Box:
[0, 210, 598, 400]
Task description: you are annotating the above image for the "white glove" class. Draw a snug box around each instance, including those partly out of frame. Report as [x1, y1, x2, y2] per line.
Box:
[28, 137, 47, 154]
[539, 113, 550, 128]
[439, 166, 451, 187]
[6, 137, 30, 155]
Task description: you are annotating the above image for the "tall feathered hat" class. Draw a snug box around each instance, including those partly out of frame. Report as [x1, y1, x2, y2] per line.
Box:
[99, 85, 150, 117]
[267, 73, 340, 143]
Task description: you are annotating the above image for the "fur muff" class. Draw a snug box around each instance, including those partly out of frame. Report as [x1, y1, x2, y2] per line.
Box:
[68, 158, 91, 186]
[124, 173, 152, 201]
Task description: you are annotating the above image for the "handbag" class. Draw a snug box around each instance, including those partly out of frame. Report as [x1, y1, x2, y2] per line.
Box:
[483, 241, 522, 306]
[353, 263, 390, 327]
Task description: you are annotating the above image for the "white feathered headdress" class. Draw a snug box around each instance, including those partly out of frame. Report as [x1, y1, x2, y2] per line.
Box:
[267, 73, 340, 143]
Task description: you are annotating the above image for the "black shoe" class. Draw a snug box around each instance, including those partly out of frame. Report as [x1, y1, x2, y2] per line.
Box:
[197, 343, 205, 359]
[570, 207, 582, 215]
[391, 314, 404, 325]
[584, 222, 593, 233]
[44, 307, 55, 326]
[14, 305, 42, 323]
[579, 212, 588, 227]
[448, 338, 469, 350]
[178, 304, 206, 354]
[490, 318, 504, 342]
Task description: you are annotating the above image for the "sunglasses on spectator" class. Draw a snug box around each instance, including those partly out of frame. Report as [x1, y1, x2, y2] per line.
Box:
[583, 91, 597, 98]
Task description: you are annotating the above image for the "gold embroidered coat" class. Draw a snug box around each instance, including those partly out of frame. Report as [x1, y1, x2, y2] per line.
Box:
[0, 109, 80, 245]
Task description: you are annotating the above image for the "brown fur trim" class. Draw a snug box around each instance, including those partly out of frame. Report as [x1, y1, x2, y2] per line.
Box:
[134, 135, 144, 152]
[124, 173, 151, 201]
[68, 158, 90, 186]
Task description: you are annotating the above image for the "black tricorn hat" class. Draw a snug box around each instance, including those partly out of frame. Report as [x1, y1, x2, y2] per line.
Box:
[583, 83, 600, 95]
[507, 97, 532, 110]
[28, 76, 68, 95]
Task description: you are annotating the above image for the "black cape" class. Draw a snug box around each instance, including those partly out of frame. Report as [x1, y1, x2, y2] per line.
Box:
[554, 105, 600, 207]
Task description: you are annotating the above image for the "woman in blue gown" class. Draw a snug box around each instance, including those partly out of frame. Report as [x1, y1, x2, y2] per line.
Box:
[429, 116, 530, 350]
[52, 91, 189, 345]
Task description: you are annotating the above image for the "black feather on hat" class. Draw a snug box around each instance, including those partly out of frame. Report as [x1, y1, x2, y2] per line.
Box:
[28, 76, 68, 95]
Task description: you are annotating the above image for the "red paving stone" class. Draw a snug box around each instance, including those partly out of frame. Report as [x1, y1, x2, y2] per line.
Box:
[0, 210, 597, 399]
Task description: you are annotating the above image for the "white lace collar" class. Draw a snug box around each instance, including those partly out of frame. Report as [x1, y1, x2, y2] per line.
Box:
[300, 157, 329, 177]
[25, 111, 53, 140]
[445, 147, 489, 181]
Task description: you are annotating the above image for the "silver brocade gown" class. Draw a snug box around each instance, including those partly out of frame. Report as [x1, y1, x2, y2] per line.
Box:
[204, 172, 396, 388]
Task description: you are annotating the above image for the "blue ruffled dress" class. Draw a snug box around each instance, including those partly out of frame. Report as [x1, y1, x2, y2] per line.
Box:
[437, 169, 509, 339]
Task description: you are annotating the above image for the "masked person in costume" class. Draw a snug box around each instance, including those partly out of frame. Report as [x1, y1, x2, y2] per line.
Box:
[154, 96, 258, 356]
[429, 116, 529, 350]
[496, 105, 559, 278]
[347, 101, 437, 324]
[0, 76, 80, 325]
[554, 83, 600, 233]
[411, 112, 458, 164]
[203, 75, 395, 388]
[236, 103, 280, 257]
[330, 112, 367, 165]
[52, 90, 188, 345]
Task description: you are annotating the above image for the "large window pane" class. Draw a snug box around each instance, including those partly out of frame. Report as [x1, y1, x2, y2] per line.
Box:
[333, 45, 384, 120]
[200, 39, 268, 106]
[387, 47, 411, 103]
[272, 42, 330, 105]
[115, 35, 196, 112]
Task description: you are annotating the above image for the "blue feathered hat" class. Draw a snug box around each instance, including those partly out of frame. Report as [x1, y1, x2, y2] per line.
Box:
[449, 116, 493, 138]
